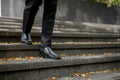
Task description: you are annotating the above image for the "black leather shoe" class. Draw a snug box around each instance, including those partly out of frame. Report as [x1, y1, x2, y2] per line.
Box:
[21, 33, 32, 45]
[40, 47, 61, 59]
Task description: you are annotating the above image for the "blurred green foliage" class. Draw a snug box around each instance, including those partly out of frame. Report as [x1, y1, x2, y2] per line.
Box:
[93, 0, 120, 7]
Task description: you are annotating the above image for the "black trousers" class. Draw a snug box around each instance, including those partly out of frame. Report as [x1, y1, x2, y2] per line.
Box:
[22, 0, 58, 48]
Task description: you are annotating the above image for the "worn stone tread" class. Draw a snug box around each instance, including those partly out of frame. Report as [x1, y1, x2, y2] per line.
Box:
[0, 30, 120, 38]
[0, 53, 120, 72]
[0, 17, 120, 28]
[0, 26, 120, 34]
[0, 42, 120, 50]
[46, 71, 120, 80]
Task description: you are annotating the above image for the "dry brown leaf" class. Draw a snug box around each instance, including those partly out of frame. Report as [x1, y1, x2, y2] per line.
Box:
[81, 74, 86, 77]
[88, 78, 92, 80]
[61, 54, 66, 57]
[49, 77, 57, 80]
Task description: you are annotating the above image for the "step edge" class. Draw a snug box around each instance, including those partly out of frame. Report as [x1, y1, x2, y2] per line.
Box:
[0, 31, 120, 38]
[0, 53, 120, 72]
[0, 44, 120, 50]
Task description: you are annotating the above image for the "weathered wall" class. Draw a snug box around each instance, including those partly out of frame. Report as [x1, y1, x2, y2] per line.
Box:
[1, 0, 120, 25]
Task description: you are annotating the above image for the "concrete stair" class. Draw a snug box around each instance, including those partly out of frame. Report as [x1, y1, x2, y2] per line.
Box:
[43, 70, 120, 80]
[0, 17, 120, 80]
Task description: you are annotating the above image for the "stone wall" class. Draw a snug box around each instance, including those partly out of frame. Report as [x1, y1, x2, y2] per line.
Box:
[1, 0, 120, 25]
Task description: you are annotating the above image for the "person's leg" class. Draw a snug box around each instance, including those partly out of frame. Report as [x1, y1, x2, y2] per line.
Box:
[21, 0, 42, 44]
[41, 0, 58, 48]
[40, 0, 61, 59]
[22, 0, 42, 33]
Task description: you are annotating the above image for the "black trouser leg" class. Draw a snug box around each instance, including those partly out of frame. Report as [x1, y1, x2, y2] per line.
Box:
[41, 0, 58, 48]
[22, 0, 42, 33]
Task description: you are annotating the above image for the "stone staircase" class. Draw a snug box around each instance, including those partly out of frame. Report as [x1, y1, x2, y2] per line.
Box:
[0, 17, 120, 80]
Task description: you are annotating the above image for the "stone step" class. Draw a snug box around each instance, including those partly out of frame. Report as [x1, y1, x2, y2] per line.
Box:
[1, 28, 119, 43]
[0, 30, 120, 43]
[0, 42, 120, 58]
[0, 42, 120, 50]
[44, 70, 120, 80]
[0, 37, 120, 43]
[0, 17, 38, 24]
[0, 21, 39, 27]
[1, 26, 117, 34]
[0, 17, 22, 23]
[0, 25, 120, 34]
[0, 21, 120, 33]
[0, 17, 120, 30]
[0, 31, 119, 40]
[0, 28, 120, 37]
[0, 17, 120, 34]
[0, 17, 119, 29]
[0, 53, 120, 80]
